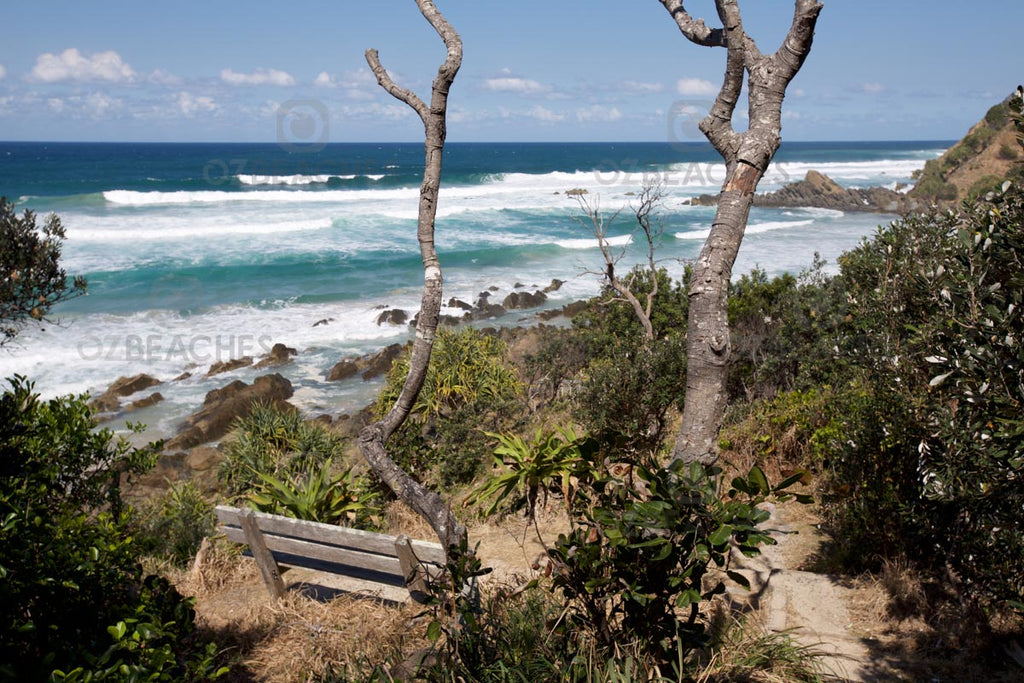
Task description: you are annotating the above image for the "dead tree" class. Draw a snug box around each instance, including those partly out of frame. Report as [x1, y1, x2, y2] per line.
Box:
[359, 0, 465, 550]
[576, 182, 666, 343]
[659, 0, 823, 465]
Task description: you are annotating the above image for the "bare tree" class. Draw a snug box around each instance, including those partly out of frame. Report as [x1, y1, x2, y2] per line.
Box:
[658, 0, 823, 465]
[575, 182, 666, 343]
[359, 0, 465, 550]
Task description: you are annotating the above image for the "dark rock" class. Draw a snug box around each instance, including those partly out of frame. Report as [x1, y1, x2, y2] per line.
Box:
[543, 278, 565, 293]
[326, 343, 407, 382]
[254, 343, 297, 369]
[89, 373, 162, 412]
[447, 297, 472, 311]
[313, 318, 335, 327]
[488, 286, 500, 292]
[164, 373, 293, 451]
[689, 170, 922, 214]
[172, 371, 192, 382]
[124, 392, 164, 412]
[513, 282, 526, 289]
[206, 356, 253, 377]
[471, 303, 506, 320]
[376, 308, 409, 326]
[326, 359, 360, 382]
[185, 445, 222, 472]
[361, 343, 405, 380]
[562, 300, 588, 318]
[503, 290, 548, 310]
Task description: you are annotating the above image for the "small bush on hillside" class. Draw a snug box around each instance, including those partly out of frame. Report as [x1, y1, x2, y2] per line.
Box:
[136, 481, 216, 568]
[0, 377, 225, 680]
[375, 328, 524, 486]
[219, 403, 346, 495]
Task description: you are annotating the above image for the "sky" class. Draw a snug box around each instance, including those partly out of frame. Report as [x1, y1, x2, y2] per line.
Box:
[0, 1, 1021, 143]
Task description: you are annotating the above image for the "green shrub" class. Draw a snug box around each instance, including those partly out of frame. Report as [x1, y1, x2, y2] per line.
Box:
[136, 482, 215, 567]
[548, 460, 809, 667]
[0, 377, 225, 680]
[248, 458, 379, 527]
[998, 143, 1019, 160]
[967, 174, 1007, 199]
[984, 102, 1010, 128]
[219, 403, 346, 495]
[375, 328, 524, 486]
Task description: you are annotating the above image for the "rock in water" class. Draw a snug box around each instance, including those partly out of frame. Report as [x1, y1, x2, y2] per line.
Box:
[164, 373, 293, 451]
[88, 373, 162, 413]
[254, 343, 297, 368]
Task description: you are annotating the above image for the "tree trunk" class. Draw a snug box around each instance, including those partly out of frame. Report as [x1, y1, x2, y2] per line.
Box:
[660, 0, 823, 465]
[359, 0, 465, 551]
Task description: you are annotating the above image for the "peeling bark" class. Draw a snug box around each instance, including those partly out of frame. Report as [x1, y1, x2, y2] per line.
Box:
[663, 0, 823, 465]
[360, 0, 465, 551]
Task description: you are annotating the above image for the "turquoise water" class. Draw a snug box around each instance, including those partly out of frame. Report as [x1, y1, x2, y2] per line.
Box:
[0, 140, 948, 438]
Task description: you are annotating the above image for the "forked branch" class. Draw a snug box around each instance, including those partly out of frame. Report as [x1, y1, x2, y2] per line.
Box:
[359, 0, 465, 550]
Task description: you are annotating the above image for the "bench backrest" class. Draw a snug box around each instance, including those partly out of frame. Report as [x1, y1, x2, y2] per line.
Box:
[215, 505, 446, 600]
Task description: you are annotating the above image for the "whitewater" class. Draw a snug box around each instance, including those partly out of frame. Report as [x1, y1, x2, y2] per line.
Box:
[0, 141, 946, 440]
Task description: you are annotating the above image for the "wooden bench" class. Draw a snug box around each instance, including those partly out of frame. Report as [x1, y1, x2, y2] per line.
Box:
[214, 505, 446, 602]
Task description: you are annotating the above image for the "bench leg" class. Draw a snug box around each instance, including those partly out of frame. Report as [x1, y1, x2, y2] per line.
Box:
[395, 535, 430, 603]
[242, 509, 286, 599]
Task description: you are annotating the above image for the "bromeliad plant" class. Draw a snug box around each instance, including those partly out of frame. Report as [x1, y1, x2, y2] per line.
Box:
[547, 460, 810, 667]
[469, 426, 594, 517]
[247, 458, 378, 527]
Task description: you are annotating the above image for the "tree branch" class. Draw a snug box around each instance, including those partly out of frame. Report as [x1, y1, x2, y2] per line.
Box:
[658, 0, 727, 47]
[359, 0, 465, 551]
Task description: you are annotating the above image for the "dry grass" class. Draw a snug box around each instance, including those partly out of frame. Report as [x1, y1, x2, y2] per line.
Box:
[172, 538, 426, 682]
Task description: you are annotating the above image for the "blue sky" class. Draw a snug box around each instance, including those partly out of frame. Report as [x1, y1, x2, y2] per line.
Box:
[1, 0, 1021, 143]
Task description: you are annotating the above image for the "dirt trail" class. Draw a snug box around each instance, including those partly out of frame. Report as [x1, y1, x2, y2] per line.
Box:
[747, 502, 875, 681]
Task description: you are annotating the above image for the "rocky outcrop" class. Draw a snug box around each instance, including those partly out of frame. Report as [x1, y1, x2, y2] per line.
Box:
[164, 373, 293, 451]
[326, 342, 408, 382]
[543, 278, 565, 293]
[376, 308, 409, 326]
[688, 170, 923, 214]
[124, 392, 164, 412]
[254, 343, 297, 369]
[206, 356, 253, 377]
[89, 374, 162, 413]
[503, 290, 548, 310]
[447, 297, 473, 311]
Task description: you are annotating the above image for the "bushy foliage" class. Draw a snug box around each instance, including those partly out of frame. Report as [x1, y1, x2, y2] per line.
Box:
[219, 402, 346, 495]
[0, 198, 87, 344]
[249, 458, 379, 527]
[0, 377, 224, 680]
[376, 328, 524, 486]
[136, 481, 216, 568]
[547, 459, 808, 667]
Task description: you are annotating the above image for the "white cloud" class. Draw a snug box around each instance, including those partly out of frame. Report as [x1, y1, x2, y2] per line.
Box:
[484, 76, 547, 95]
[220, 68, 295, 86]
[576, 105, 623, 123]
[338, 102, 413, 121]
[0, 65, 6, 81]
[177, 91, 218, 117]
[314, 70, 376, 99]
[148, 69, 182, 86]
[622, 80, 663, 95]
[676, 78, 718, 97]
[861, 82, 885, 94]
[528, 105, 565, 123]
[30, 48, 136, 83]
[46, 92, 123, 118]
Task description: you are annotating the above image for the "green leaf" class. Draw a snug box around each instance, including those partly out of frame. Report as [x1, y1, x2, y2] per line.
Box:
[426, 620, 441, 643]
[708, 524, 733, 547]
[747, 466, 770, 495]
[727, 570, 751, 590]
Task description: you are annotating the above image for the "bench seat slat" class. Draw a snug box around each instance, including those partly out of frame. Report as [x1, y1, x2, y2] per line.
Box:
[215, 505, 446, 565]
[222, 525, 404, 578]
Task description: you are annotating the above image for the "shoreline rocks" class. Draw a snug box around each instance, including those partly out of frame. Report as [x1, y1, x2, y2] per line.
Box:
[89, 373, 162, 414]
[164, 373, 294, 452]
[687, 170, 928, 214]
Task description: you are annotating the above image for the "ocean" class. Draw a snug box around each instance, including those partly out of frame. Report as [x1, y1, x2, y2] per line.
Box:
[0, 140, 948, 441]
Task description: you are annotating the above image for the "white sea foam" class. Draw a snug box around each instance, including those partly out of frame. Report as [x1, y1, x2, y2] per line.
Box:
[556, 234, 633, 250]
[237, 173, 353, 185]
[675, 219, 814, 240]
